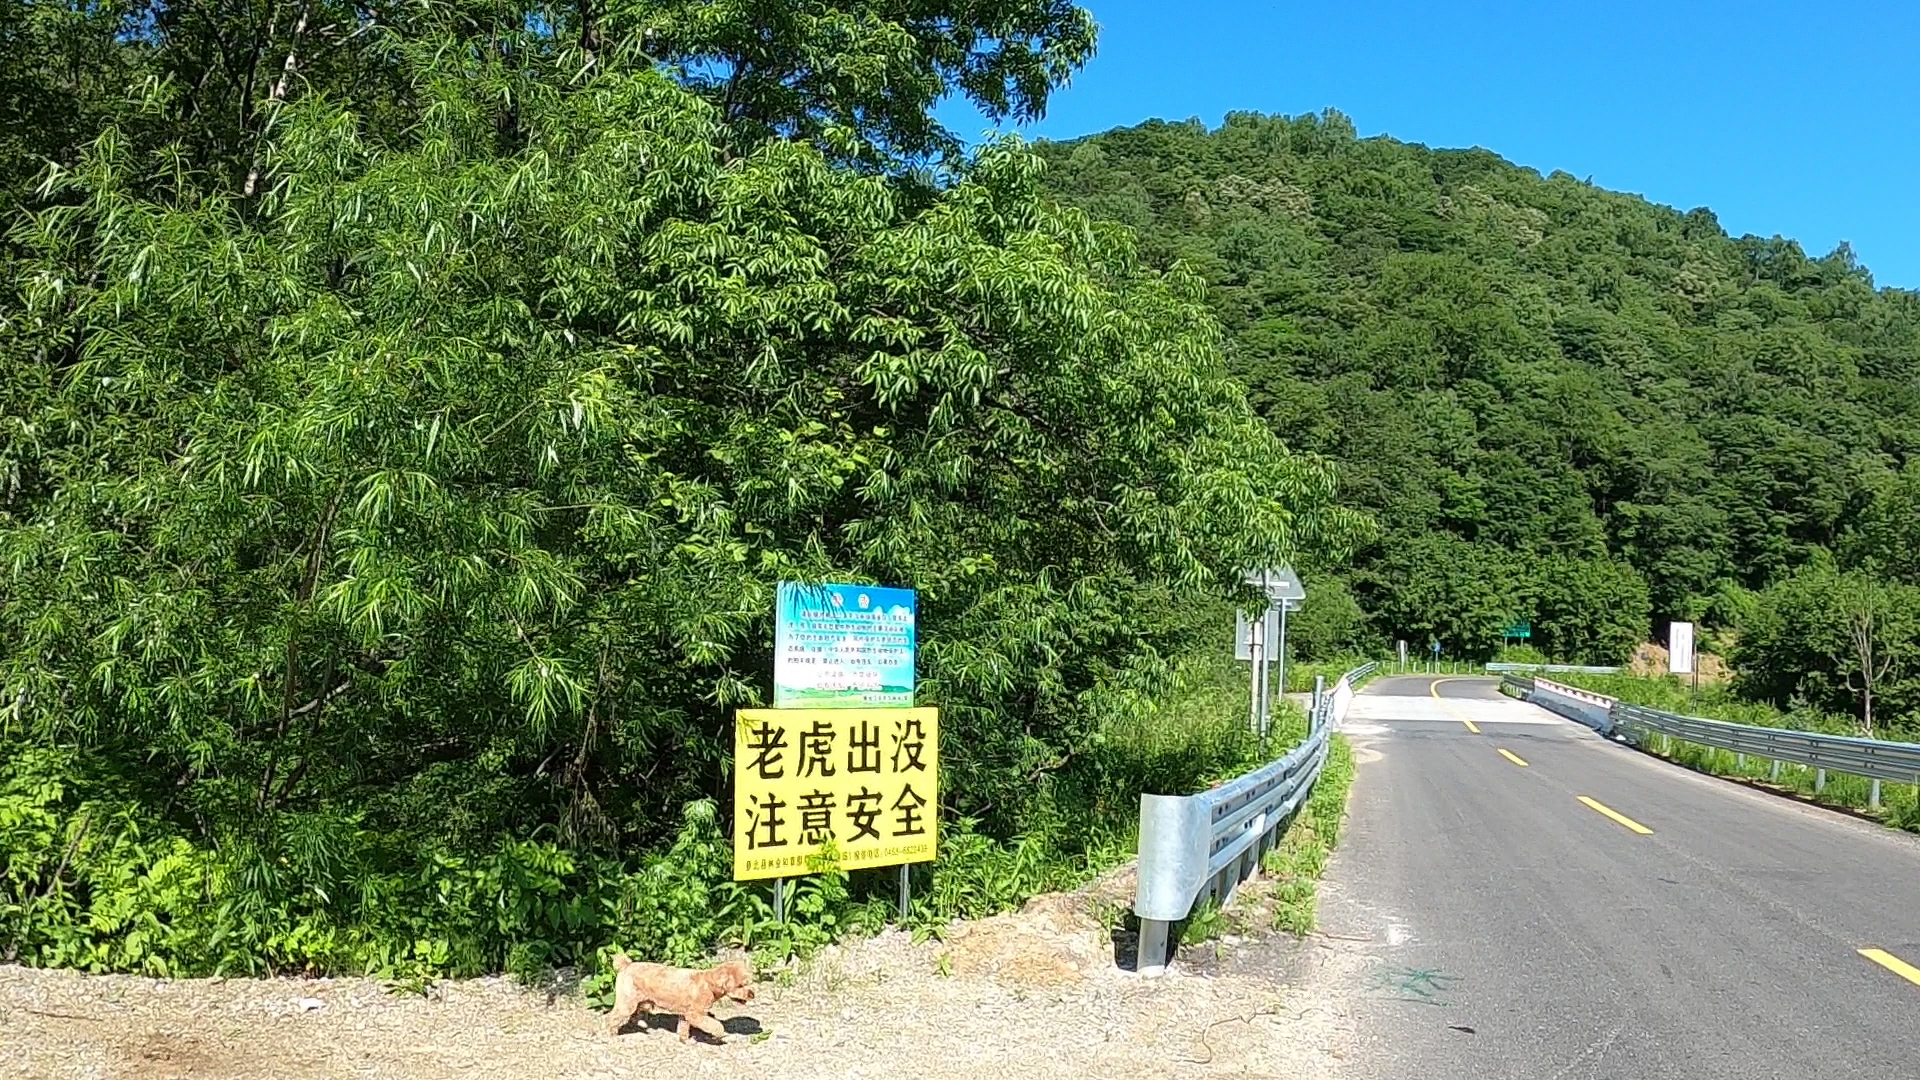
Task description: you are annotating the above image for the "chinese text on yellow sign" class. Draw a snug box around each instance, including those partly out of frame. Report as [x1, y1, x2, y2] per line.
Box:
[732, 707, 938, 881]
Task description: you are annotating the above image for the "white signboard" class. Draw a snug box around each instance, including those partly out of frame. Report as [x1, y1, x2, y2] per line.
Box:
[1235, 607, 1279, 662]
[1234, 601, 1304, 661]
[1669, 621, 1695, 675]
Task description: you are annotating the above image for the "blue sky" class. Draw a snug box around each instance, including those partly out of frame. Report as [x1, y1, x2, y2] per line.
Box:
[937, 0, 1920, 289]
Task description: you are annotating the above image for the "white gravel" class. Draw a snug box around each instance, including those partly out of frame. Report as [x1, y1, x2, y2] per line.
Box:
[0, 899, 1366, 1079]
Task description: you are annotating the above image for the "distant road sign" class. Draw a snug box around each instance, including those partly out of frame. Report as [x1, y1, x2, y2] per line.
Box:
[1243, 566, 1306, 603]
[1669, 621, 1695, 675]
[1502, 622, 1532, 640]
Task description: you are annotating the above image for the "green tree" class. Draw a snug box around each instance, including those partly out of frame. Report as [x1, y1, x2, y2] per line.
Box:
[1843, 462, 1920, 586]
[1035, 110, 1920, 654]
[1524, 556, 1650, 666]
[1286, 577, 1379, 661]
[611, 0, 1098, 165]
[1359, 534, 1517, 661]
[1733, 567, 1920, 734]
[2, 44, 1360, 873]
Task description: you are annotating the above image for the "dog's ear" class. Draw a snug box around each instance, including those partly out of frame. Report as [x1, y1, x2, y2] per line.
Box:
[726, 960, 752, 987]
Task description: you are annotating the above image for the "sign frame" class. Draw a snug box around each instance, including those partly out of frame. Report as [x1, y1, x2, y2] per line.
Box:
[1243, 566, 1307, 603]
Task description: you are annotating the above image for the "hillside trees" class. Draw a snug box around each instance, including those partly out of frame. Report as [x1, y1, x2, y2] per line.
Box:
[1733, 568, 1920, 737]
[1037, 111, 1920, 665]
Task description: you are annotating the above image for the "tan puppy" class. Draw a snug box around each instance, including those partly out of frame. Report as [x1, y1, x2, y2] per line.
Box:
[606, 954, 755, 1042]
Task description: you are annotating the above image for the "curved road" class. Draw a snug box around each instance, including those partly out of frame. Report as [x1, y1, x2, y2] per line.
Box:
[1320, 675, 1920, 1079]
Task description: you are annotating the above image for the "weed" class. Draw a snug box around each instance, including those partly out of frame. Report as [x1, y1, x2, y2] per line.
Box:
[1263, 734, 1355, 936]
[0, 636, 1326, 981]
[1178, 896, 1227, 946]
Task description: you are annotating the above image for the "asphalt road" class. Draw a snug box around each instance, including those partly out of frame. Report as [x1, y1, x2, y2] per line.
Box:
[1321, 674, 1920, 1079]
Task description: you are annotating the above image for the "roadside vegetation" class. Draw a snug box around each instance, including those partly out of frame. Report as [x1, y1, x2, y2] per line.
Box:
[0, 1, 1373, 983]
[1263, 734, 1357, 936]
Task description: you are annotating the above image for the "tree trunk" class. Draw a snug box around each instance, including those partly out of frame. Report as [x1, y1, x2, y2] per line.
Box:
[243, 3, 311, 197]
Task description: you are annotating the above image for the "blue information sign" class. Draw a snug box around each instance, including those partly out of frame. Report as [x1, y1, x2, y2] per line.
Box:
[774, 582, 917, 708]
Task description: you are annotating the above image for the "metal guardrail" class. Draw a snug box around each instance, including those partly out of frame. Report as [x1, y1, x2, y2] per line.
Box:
[1613, 703, 1920, 808]
[1348, 660, 1379, 684]
[1503, 675, 1920, 811]
[1131, 661, 1371, 975]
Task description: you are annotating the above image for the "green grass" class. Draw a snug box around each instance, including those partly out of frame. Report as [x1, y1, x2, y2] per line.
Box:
[1552, 672, 1841, 730]
[0, 640, 1336, 983]
[903, 647, 1285, 939]
[1178, 895, 1228, 946]
[1261, 733, 1357, 935]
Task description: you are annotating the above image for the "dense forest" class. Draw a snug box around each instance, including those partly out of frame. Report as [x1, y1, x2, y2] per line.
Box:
[0, 1, 1364, 978]
[1035, 113, 1920, 693]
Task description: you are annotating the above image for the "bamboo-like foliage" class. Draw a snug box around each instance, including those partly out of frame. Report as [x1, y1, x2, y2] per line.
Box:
[1, 43, 1361, 877]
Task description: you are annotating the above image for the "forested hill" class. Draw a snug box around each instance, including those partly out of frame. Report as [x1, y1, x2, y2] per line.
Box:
[1035, 110, 1920, 662]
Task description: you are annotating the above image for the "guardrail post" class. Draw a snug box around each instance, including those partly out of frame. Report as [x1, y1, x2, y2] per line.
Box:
[1871, 778, 1882, 811]
[1137, 918, 1170, 976]
[1816, 768, 1827, 794]
[1771, 759, 1781, 781]
[1737, 752, 1746, 770]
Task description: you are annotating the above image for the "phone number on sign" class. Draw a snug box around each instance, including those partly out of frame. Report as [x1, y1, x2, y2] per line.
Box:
[847, 844, 933, 862]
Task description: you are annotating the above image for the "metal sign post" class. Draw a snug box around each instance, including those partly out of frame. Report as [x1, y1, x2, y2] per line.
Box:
[1274, 599, 1292, 725]
[1246, 614, 1266, 736]
[1239, 566, 1307, 745]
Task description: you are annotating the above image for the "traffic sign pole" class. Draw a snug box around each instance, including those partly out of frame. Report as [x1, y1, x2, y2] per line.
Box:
[1247, 614, 1264, 735]
[1238, 566, 1306, 746]
[1274, 599, 1290, 730]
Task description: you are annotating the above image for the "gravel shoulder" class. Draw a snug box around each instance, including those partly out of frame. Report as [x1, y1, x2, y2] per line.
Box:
[1, 885, 1365, 1080]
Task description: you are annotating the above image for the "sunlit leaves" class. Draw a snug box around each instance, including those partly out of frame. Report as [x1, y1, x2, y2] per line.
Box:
[1, 46, 1357, 870]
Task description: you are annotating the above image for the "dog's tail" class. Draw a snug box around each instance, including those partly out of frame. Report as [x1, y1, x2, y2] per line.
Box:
[609, 952, 633, 973]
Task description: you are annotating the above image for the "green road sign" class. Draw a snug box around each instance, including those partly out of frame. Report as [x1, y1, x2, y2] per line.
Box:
[1502, 622, 1532, 639]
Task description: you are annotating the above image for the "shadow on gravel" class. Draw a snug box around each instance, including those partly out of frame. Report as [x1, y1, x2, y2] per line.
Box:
[623, 1011, 764, 1044]
[1109, 921, 1140, 972]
